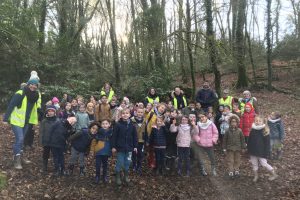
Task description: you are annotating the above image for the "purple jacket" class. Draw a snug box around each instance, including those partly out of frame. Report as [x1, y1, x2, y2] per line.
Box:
[193, 120, 219, 147]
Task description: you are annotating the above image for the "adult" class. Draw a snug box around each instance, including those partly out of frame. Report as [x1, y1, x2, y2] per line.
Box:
[218, 89, 234, 111]
[171, 87, 187, 110]
[3, 74, 41, 170]
[100, 82, 115, 103]
[239, 90, 258, 114]
[196, 81, 217, 112]
[145, 88, 160, 105]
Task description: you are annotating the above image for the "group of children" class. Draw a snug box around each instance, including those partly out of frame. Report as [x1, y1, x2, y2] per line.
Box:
[38, 89, 285, 186]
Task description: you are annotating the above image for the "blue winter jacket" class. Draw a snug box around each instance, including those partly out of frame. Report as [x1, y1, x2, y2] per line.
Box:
[196, 89, 217, 108]
[268, 119, 285, 141]
[149, 126, 168, 148]
[111, 119, 138, 152]
[95, 128, 113, 156]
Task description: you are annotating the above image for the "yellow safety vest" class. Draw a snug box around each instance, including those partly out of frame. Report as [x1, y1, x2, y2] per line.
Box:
[239, 98, 254, 114]
[9, 90, 39, 127]
[100, 88, 115, 102]
[173, 96, 187, 110]
[219, 96, 233, 110]
[146, 96, 160, 104]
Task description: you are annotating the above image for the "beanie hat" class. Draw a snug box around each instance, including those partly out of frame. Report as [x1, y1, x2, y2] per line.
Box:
[46, 105, 56, 112]
[27, 71, 40, 85]
[27, 78, 39, 86]
[52, 97, 59, 104]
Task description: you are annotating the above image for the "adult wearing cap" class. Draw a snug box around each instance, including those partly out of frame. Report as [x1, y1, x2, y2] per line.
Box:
[196, 82, 217, 112]
[218, 89, 234, 111]
[239, 90, 258, 114]
[3, 75, 41, 170]
[100, 82, 115, 103]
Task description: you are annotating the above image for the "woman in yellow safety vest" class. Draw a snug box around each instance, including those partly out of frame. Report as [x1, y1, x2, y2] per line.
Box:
[171, 87, 187, 110]
[145, 88, 160, 105]
[218, 89, 234, 111]
[100, 82, 115, 103]
[239, 90, 259, 114]
[3, 77, 41, 170]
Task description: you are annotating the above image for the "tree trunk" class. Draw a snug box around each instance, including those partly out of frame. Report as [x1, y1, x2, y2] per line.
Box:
[106, 0, 120, 88]
[266, 0, 273, 90]
[204, 0, 221, 96]
[178, 0, 188, 83]
[236, 0, 248, 88]
[38, 0, 47, 52]
[130, 0, 141, 70]
[232, 0, 238, 51]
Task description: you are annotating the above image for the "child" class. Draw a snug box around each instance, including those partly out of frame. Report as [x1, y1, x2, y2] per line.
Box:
[111, 108, 138, 186]
[232, 103, 241, 118]
[219, 106, 232, 146]
[268, 112, 285, 160]
[113, 100, 127, 122]
[75, 104, 89, 131]
[170, 115, 198, 176]
[67, 122, 95, 176]
[90, 120, 112, 184]
[40, 105, 77, 176]
[215, 105, 224, 136]
[86, 102, 95, 124]
[52, 97, 60, 110]
[248, 116, 278, 182]
[239, 103, 256, 143]
[223, 115, 246, 178]
[149, 116, 168, 175]
[95, 95, 111, 123]
[59, 102, 75, 119]
[131, 108, 146, 174]
[71, 99, 79, 113]
[193, 112, 218, 176]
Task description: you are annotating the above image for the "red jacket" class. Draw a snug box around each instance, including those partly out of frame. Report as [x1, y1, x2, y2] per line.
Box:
[239, 103, 255, 137]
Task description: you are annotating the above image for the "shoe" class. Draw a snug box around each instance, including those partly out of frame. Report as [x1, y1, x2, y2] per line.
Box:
[229, 172, 234, 179]
[79, 167, 85, 177]
[22, 156, 32, 164]
[14, 155, 23, 170]
[211, 168, 217, 176]
[200, 168, 208, 176]
[115, 172, 122, 186]
[103, 176, 109, 184]
[124, 170, 130, 184]
[268, 170, 278, 181]
[253, 171, 258, 182]
[95, 176, 100, 184]
[234, 170, 240, 177]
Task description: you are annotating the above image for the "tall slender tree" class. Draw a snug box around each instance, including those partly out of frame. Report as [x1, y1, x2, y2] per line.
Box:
[266, 0, 273, 90]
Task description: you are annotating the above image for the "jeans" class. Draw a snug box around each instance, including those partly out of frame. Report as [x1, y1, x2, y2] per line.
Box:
[197, 146, 215, 169]
[51, 147, 65, 171]
[132, 142, 144, 170]
[69, 147, 85, 167]
[115, 152, 132, 172]
[24, 124, 34, 147]
[178, 147, 190, 172]
[154, 148, 166, 170]
[96, 155, 109, 178]
[12, 124, 29, 155]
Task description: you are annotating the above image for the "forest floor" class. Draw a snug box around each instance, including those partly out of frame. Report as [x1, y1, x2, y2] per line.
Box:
[0, 69, 299, 200]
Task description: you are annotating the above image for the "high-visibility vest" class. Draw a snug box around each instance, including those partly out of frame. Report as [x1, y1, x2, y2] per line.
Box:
[100, 88, 115, 102]
[173, 96, 187, 109]
[219, 96, 233, 110]
[239, 98, 254, 114]
[146, 96, 160, 104]
[9, 90, 39, 127]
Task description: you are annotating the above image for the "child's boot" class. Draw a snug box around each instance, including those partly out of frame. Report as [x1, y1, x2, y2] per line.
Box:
[253, 170, 258, 182]
[200, 165, 207, 176]
[229, 172, 234, 179]
[211, 166, 217, 176]
[234, 170, 240, 178]
[268, 169, 278, 181]
[79, 166, 85, 177]
[115, 172, 122, 186]
[276, 150, 282, 160]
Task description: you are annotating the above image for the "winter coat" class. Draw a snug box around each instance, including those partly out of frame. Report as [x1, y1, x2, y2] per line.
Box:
[69, 128, 93, 153]
[131, 117, 146, 143]
[247, 124, 270, 158]
[239, 103, 255, 137]
[95, 103, 111, 122]
[75, 111, 89, 130]
[223, 127, 246, 151]
[170, 124, 198, 147]
[149, 126, 168, 148]
[219, 112, 232, 135]
[111, 119, 138, 153]
[193, 120, 219, 147]
[268, 118, 285, 141]
[196, 89, 217, 109]
[90, 128, 113, 156]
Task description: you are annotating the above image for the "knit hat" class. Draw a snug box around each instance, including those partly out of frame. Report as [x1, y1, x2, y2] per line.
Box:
[52, 97, 59, 104]
[27, 71, 40, 85]
[46, 105, 56, 112]
[27, 79, 39, 86]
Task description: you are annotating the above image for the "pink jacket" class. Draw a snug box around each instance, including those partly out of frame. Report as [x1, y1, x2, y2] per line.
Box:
[170, 124, 199, 147]
[193, 120, 219, 147]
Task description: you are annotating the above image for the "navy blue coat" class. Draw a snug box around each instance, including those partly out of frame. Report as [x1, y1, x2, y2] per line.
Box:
[70, 128, 93, 153]
[149, 126, 168, 147]
[247, 129, 270, 158]
[196, 89, 217, 109]
[111, 119, 138, 152]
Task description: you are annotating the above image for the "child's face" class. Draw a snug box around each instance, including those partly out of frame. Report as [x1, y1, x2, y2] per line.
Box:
[71, 100, 77, 106]
[121, 110, 131, 120]
[181, 117, 189, 125]
[189, 114, 196, 122]
[101, 121, 111, 130]
[65, 103, 71, 111]
[270, 112, 276, 120]
[219, 106, 224, 112]
[233, 104, 239, 110]
[120, 102, 126, 108]
[208, 107, 213, 113]
[199, 114, 208, 123]
[90, 125, 99, 135]
[146, 103, 153, 111]
[245, 105, 251, 112]
[189, 103, 195, 110]
[224, 107, 230, 113]
[196, 103, 201, 109]
[79, 106, 85, 112]
[255, 117, 263, 126]
[47, 110, 56, 117]
[167, 101, 173, 108]
[110, 100, 116, 106]
[156, 118, 164, 127]
[101, 96, 108, 104]
[164, 111, 170, 118]
[230, 119, 238, 128]
[136, 109, 144, 118]
[87, 104, 94, 110]
[78, 99, 83, 105]
[158, 105, 166, 114]
[170, 111, 177, 118]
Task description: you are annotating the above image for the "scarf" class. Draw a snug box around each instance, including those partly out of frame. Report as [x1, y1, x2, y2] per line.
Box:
[197, 120, 212, 129]
[24, 86, 39, 103]
[180, 124, 190, 131]
[251, 123, 265, 130]
[268, 118, 281, 123]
